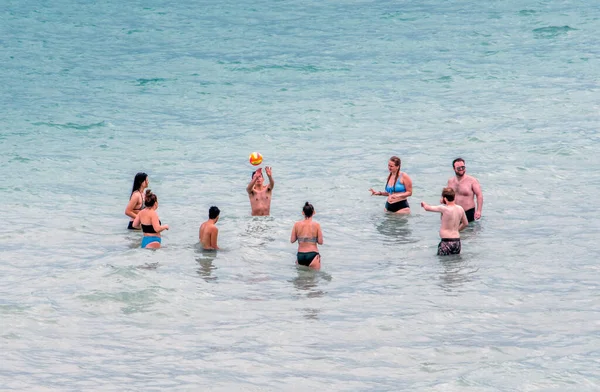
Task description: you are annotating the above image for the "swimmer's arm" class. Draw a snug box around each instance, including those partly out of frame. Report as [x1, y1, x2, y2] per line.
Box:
[459, 209, 468, 231]
[473, 180, 483, 219]
[125, 194, 140, 219]
[266, 167, 274, 191]
[317, 224, 323, 245]
[290, 224, 298, 243]
[210, 227, 219, 250]
[246, 177, 258, 194]
[152, 215, 168, 233]
[132, 213, 141, 229]
[369, 188, 388, 196]
[421, 202, 444, 213]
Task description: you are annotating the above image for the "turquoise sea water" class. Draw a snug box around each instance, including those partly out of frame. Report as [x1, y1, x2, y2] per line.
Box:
[2, 0, 600, 390]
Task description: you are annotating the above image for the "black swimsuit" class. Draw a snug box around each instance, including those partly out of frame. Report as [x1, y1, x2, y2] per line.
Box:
[296, 226, 319, 266]
[142, 220, 161, 234]
[464, 208, 475, 222]
[297, 252, 319, 266]
[385, 200, 410, 212]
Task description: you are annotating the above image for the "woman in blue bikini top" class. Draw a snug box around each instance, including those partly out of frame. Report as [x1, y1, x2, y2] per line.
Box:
[369, 155, 413, 214]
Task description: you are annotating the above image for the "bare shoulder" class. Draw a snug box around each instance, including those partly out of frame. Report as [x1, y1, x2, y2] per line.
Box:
[466, 174, 480, 183]
[448, 176, 457, 185]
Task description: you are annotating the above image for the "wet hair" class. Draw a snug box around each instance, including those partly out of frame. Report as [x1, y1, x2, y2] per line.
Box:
[452, 158, 465, 168]
[442, 187, 455, 202]
[303, 202, 315, 218]
[386, 156, 402, 193]
[251, 170, 262, 179]
[209, 206, 220, 219]
[131, 172, 148, 196]
[144, 189, 158, 207]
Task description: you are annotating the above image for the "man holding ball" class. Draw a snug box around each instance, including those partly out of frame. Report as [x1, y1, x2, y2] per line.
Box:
[247, 166, 275, 216]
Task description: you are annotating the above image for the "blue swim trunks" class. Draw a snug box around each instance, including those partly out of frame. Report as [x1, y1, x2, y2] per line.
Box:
[141, 236, 161, 248]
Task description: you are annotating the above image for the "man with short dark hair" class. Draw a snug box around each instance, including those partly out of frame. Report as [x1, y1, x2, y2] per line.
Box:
[199, 206, 220, 250]
[422, 187, 468, 255]
[247, 167, 274, 216]
[447, 158, 483, 222]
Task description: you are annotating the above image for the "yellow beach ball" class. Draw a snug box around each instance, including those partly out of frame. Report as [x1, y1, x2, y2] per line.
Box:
[249, 152, 263, 166]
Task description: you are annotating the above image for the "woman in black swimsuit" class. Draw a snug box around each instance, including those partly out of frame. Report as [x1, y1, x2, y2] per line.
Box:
[125, 172, 149, 229]
[290, 202, 323, 269]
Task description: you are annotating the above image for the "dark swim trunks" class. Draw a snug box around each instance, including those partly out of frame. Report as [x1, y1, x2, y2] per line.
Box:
[297, 252, 319, 266]
[437, 238, 461, 256]
[385, 200, 409, 212]
[465, 208, 475, 222]
[127, 221, 139, 230]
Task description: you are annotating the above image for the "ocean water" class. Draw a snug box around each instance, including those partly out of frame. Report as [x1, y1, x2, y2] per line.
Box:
[1, 0, 600, 390]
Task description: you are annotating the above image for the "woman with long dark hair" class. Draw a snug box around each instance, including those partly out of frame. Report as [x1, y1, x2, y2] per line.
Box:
[290, 202, 323, 269]
[369, 156, 413, 214]
[132, 190, 169, 249]
[125, 172, 148, 229]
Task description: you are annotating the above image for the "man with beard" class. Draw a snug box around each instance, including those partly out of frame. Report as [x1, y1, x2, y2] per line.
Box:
[447, 158, 483, 222]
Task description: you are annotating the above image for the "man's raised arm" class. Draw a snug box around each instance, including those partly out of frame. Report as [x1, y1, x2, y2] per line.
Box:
[421, 202, 444, 213]
[265, 166, 274, 191]
[247, 170, 260, 194]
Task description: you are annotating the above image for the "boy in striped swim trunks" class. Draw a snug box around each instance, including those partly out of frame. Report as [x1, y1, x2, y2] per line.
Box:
[421, 188, 469, 255]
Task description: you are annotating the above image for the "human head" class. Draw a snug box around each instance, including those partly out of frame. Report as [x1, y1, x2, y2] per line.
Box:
[441, 187, 455, 202]
[131, 172, 148, 195]
[145, 189, 158, 208]
[452, 158, 466, 176]
[252, 170, 264, 185]
[388, 156, 401, 173]
[302, 202, 315, 218]
[209, 206, 220, 220]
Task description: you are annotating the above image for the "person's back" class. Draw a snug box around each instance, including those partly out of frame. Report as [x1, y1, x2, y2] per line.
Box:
[439, 204, 465, 239]
[132, 190, 168, 249]
[290, 202, 323, 269]
[294, 219, 321, 253]
[421, 187, 468, 256]
[199, 206, 220, 250]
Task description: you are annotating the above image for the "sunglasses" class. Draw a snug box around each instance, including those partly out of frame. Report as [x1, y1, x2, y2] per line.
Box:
[455, 166, 466, 171]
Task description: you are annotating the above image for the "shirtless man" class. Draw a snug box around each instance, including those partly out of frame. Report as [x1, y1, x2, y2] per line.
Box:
[247, 167, 274, 216]
[422, 187, 468, 255]
[447, 158, 483, 222]
[199, 206, 220, 250]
